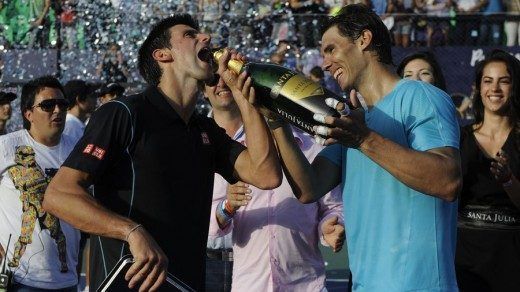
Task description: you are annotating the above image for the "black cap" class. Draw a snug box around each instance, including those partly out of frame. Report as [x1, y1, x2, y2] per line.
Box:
[0, 92, 16, 104]
[96, 83, 125, 97]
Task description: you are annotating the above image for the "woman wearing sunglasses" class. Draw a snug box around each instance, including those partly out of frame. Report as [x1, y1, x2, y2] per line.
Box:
[0, 76, 81, 292]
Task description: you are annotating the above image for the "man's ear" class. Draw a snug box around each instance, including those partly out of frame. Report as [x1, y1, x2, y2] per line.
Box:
[23, 110, 32, 124]
[357, 30, 373, 51]
[153, 48, 173, 62]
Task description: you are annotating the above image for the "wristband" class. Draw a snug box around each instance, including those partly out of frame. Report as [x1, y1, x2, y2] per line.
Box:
[125, 224, 143, 242]
[224, 199, 236, 216]
[217, 200, 234, 226]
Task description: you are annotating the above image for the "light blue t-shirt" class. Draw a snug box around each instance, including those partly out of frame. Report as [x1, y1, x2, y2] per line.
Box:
[371, 0, 388, 16]
[320, 80, 459, 291]
[483, 0, 503, 14]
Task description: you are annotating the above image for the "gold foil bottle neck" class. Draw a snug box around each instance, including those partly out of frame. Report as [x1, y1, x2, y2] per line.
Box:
[213, 49, 244, 74]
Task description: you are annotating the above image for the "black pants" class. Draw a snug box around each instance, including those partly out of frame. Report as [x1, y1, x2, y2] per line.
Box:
[205, 256, 233, 292]
[456, 227, 520, 292]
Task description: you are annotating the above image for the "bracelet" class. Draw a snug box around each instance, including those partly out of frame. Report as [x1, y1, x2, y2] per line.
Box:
[217, 200, 234, 225]
[125, 224, 143, 242]
[224, 199, 236, 216]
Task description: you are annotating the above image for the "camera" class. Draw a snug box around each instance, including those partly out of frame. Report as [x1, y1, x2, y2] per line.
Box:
[0, 269, 12, 292]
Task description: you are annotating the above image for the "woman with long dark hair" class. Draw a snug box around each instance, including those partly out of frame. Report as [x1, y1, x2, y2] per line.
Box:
[455, 49, 520, 291]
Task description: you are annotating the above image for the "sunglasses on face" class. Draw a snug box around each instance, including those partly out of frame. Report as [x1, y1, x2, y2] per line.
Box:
[32, 98, 70, 112]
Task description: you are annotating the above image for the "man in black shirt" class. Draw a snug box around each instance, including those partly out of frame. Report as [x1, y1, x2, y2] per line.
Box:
[43, 14, 282, 292]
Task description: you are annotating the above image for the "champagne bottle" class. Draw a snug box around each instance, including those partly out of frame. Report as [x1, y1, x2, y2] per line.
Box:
[213, 49, 345, 135]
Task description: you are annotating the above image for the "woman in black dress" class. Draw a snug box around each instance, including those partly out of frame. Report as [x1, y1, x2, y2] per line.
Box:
[456, 49, 520, 291]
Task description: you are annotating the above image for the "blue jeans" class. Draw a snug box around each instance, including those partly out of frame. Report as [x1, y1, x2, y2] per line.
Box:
[11, 283, 76, 292]
[205, 256, 233, 292]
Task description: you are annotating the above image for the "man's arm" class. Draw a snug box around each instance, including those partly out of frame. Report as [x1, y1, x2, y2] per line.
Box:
[43, 167, 168, 292]
[360, 133, 461, 201]
[217, 49, 282, 190]
[270, 122, 342, 203]
[315, 104, 461, 201]
[32, 0, 51, 26]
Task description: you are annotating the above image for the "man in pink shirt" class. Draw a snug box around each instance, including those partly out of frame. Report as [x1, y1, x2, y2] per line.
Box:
[205, 74, 345, 291]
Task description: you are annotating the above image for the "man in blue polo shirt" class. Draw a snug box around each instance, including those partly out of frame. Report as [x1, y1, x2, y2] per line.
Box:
[268, 4, 461, 291]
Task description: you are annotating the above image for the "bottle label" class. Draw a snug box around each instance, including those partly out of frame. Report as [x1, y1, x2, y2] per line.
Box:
[271, 72, 324, 100]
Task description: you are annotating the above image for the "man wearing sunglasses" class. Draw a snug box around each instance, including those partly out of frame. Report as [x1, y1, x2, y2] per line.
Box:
[0, 76, 80, 291]
[43, 14, 281, 292]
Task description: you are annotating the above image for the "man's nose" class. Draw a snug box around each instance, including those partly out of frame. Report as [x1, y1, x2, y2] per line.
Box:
[321, 59, 331, 72]
[199, 32, 211, 44]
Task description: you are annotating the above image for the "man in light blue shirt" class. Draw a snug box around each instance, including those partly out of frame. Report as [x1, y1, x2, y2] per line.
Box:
[268, 4, 461, 291]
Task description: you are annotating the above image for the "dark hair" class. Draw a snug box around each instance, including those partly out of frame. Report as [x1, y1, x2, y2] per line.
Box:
[396, 51, 447, 91]
[63, 80, 93, 106]
[138, 14, 199, 86]
[108, 42, 121, 50]
[21, 76, 64, 130]
[473, 49, 520, 152]
[310, 66, 325, 79]
[321, 4, 393, 65]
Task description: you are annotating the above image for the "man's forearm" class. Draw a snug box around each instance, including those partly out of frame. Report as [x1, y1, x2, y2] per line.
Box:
[271, 123, 321, 203]
[237, 102, 281, 189]
[359, 131, 461, 201]
[43, 171, 137, 241]
[38, 0, 51, 21]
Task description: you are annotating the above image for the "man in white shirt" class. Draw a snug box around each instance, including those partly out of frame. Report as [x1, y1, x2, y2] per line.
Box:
[0, 76, 80, 291]
[63, 80, 97, 143]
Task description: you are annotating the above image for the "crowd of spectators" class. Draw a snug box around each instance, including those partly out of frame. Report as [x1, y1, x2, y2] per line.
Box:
[0, 0, 519, 52]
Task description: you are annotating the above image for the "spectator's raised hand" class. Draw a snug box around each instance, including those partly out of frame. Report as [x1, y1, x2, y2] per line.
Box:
[227, 181, 252, 213]
[491, 150, 513, 184]
[321, 216, 345, 253]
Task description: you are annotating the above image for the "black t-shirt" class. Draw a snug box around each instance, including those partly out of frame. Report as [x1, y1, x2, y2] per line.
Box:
[459, 125, 520, 209]
[63, 86, 246, 291]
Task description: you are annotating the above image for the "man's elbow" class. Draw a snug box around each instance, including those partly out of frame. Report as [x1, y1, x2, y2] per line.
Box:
[254, 169, 282, 190]
[438, 177, 462, 202]
[298, 194, 317, 204]
[42, 182, 59, 214]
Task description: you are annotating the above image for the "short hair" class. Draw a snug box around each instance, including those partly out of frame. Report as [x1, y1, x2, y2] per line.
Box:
[63, 80, 93, 107]
[396, 51, 447, 91]
[20, 76, 64, 130]
[321, 4, 393, 65]
[472, 50, 520, 153]
[138, 14, 199, 86]
[310, 66, 325, 79]
[108, 42, 121, 50]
